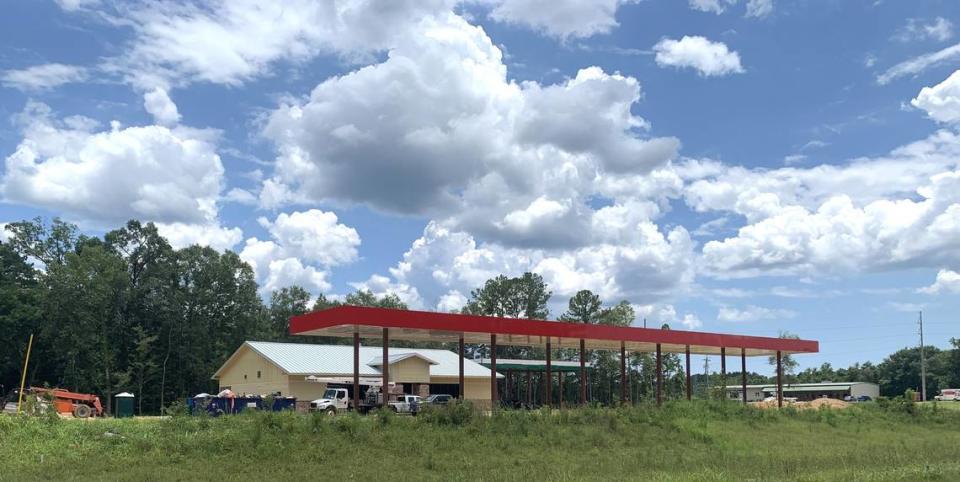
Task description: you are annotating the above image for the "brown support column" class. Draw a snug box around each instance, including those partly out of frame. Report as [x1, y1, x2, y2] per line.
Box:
[620, 341, 627, 404]
[353, 331, 360, 410]
[545, 339, 553, 408]
[656, 343, 663, 407]
[381, 328, 389, 407]
[458, 335, 465, 400]
[490, 334, 498, 409]
[720, 347, 727, 402]
[776, 350, 783, 408]
[685, 345, 692, 401]
[741, 348, 748, 405]
[579, 339, 586, 405]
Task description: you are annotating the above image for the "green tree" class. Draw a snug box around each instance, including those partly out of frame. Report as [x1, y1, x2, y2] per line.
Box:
[464, 273, 551, 320]
[269, 286, 311, 341]
[0, 242, 42, 394]
[877, 346, 944, 399]
[559, 290, 602, 324]
[768, 331, 800, 383]
[44, 244, 129, 413]
[5, 217, 78, 267]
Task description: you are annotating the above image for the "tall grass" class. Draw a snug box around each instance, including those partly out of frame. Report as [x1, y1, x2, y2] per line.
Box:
[2, 400, 958, 481]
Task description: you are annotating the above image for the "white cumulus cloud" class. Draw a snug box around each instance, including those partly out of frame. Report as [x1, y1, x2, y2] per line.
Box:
[912, 70, 960, 124]
[485, 0, 637, 39]
[1, 102, 226, 227]
[653, 36, 744, 77]
[143, 87, 182, 126]
[920, 269, 960, 294]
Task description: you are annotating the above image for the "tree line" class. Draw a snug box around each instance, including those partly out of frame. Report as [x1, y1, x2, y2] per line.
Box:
[1, 218, 957, 414]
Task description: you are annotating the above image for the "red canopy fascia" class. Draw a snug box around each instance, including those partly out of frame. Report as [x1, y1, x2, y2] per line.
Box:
[290, 305, 818, 357]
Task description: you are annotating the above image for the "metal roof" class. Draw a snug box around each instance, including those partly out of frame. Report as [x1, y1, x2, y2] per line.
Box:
[367, 353, 439, 366]
[212, 341, 501, 379]
[289, 306, 819, 356]
[725, 382, 877, 391]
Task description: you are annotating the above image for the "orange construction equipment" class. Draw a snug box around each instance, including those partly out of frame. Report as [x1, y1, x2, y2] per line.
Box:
[29, 388, 104, 418]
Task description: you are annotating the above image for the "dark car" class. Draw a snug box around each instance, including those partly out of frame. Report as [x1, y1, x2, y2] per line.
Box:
[856, 395, 872, 402]
[425, 394, 454, 405]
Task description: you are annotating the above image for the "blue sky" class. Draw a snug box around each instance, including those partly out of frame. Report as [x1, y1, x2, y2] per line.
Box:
[1, 0, 959, 375]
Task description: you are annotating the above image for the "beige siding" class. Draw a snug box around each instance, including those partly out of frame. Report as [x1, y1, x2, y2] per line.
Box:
[391, 357, 432, 384]
[429, 376, 491, 402]
[217, 346, 289, 397]
[288, 378, 330, 401]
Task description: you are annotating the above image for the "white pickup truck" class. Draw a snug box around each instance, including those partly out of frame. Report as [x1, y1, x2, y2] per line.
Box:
[934, 389, 959, 401]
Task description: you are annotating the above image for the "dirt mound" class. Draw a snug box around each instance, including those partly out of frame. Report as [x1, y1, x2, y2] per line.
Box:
[804, 398, 851, 409]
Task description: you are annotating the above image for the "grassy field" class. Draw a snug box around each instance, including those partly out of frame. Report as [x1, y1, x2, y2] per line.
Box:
[2, 401, 959, 481]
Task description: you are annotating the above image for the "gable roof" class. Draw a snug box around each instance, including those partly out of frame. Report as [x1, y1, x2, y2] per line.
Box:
[212, 341, 500, 379]
[367, 352, 439, 366]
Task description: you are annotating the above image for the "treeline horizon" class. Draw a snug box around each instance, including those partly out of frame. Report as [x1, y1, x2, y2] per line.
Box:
[1, 218, 957, 414]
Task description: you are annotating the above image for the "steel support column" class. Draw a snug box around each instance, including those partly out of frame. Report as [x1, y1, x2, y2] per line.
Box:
[381, 328, 389, 407]
[685, 345, 692, 401]
[776, 350, 783, 408]
[620, 341, 627, 404]
[720, 347, 726, 402]
[353, 331, 360, 410]
[545, 339, 552, 408]
[579, 339, 586, 405]
[458, 335, 465, 400]
[656, 343, 663, 407]
[741, 348, 747, 404]
[490, 334, 498, 409]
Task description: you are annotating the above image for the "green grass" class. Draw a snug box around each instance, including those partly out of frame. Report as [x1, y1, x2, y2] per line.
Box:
[920, 401, 960, 411]
[2, 401, 959, 481]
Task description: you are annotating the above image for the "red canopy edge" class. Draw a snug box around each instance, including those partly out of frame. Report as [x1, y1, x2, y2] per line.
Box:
[290, 305, 818, 356]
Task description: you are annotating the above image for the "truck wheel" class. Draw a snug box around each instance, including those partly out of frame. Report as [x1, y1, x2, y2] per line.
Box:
[391, 406, 398, 413]
[73, 404, 92, 418]
[325, 407, 336, 416]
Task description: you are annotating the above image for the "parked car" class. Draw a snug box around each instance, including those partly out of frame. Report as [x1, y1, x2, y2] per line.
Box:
[425, 394, 454, 405]
[855, 395, 872, 402]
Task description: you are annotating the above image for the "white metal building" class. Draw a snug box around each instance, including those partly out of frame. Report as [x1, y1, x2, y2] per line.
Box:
[724, 382, 880, 402]
[212, 341, 502, 406]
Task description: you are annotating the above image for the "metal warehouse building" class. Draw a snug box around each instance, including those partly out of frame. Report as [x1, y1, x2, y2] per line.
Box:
[724, 382, 880, 402]
[212, 341, 501, 407]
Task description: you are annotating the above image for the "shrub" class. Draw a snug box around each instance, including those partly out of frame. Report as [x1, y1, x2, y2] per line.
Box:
[419, 400, 477, 426]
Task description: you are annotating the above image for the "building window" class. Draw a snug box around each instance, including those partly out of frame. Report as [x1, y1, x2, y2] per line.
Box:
[257, 370, 261, 379]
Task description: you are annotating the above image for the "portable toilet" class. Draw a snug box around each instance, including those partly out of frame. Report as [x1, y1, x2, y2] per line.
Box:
[114, 392, 135, 418]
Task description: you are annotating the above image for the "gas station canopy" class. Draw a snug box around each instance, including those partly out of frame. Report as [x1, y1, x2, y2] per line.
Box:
[290, 305, 818, 357]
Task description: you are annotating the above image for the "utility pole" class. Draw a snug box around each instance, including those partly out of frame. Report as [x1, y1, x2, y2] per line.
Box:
[919, 311, 927, 402]
[643, 317, 647, 329]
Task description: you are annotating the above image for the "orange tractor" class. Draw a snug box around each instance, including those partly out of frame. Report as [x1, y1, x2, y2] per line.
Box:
[27, 388, 104, 418]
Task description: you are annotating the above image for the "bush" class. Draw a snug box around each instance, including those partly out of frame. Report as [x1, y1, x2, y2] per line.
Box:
[419, 400, 477, 426]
